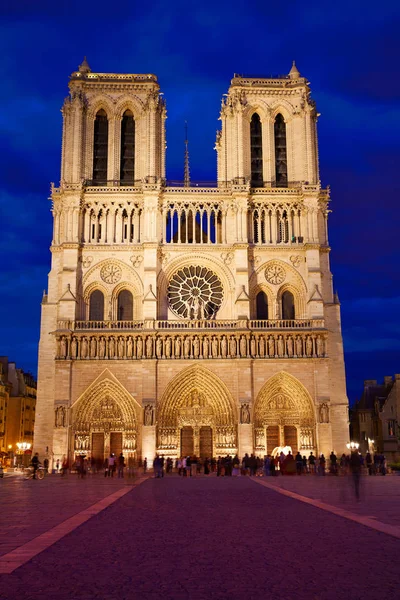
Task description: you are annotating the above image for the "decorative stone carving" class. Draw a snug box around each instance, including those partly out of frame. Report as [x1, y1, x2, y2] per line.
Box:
[100, 263, 122, 284]
[221, 252, 234, 265]
[99, 337, 106, 359]
[277, 335, 284, 357]
[289, 255, 302, 268]
[174, 336, 181, 358]
[240, 403, 250, 424]
[319, 403, 329, 423]
[203, 336, 209, 359]
[130, 255, 143, 268]
[123, 433, 137, 450]
[81, 337, 88, 359]
[240, 336, 247, 357]
[57, 332, 327, 362]
[306, 336, 313, 357]
[265, 264, 286, 285]
[60, 336, 67, 358]
[144, 404, 154, 426]
[82, 256, 93, 269]
[268, 336, 275, 357]
[55, 406, 66, 428]
[90, 337, 97, 358]
[300, 428, 314, 449]
[75, 434, 89, 451]
[268, 394, 292, 410]
[221, 336, 227, 358]
[254, 428, 265, 447]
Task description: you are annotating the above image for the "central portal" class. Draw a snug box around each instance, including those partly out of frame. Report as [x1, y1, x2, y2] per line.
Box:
[180, 426, 213, 458]
[181, 427, 194, 456]
[199, 426, 213, 458]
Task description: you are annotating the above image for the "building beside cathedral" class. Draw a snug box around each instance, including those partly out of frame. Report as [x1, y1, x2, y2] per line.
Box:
[34, 59, 349, 466]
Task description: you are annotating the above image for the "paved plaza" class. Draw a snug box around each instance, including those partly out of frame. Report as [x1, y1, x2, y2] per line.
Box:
[1, 472, 399, 600]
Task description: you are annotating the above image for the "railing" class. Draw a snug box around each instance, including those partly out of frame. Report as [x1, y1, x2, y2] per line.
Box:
[249, 319, 324, 329]
[57, 318, 325, 332]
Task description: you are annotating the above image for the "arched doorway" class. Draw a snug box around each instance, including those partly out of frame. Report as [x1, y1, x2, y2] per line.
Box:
[71, 375, 139, 462]
[157, 365, 237, 458]
[253, 371, 316, 456]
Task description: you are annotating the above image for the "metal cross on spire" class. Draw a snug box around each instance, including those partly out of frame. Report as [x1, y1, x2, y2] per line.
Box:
[184, 121, 190, 187]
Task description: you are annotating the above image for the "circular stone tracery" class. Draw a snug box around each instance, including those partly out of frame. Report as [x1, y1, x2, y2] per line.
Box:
[168, 266, 223, 319]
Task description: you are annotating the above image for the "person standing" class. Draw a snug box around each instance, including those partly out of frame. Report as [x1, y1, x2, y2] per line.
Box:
[56, 459, 60, 473]
[31, 453, 40, 479]
[143, 457, 147, 474]
[295, 452, 303, 475]
[117, 452, 125, 478]
[191, 455, 198, 477]
[108, 453, 116, 477]
[349, 450, 362, 500]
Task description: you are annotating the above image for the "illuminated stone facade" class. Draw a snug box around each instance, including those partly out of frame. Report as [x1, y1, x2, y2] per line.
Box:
[34, 59, 349, 466]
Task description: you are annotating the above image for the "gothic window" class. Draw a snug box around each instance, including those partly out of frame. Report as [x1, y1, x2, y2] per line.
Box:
[282, 291, 295, 320]
[277, 210, 289, 243]
[168, 266, 223, 319]
[93, 110, 108, 184]
[274, 114, 287, 187]
[89, 290, 105, 321]
[117, 290, 133, 321]
[250, 113, 263, 187]
[256, 292, 269, 319]
[120, 110, 135, 184]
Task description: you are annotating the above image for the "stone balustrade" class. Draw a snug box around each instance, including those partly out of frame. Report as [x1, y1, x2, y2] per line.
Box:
[57, 318, 325, 332]
[55, 331, 327, 361]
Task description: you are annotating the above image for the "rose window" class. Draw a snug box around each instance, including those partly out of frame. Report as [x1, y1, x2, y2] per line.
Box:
[265, 264, 286, 285]
[168, 266, 223, 319]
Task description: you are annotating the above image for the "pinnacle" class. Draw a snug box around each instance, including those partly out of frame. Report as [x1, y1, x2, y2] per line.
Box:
[78, 56, 91, 74]
[289, 60, 300, 79]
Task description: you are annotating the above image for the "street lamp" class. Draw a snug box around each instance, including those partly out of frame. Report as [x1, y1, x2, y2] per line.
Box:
[16, 442, 31, 468]
[346, 441, 360, 451]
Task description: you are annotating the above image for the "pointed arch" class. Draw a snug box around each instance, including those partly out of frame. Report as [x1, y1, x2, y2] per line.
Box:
[93, 109, 108, 184]
[254, 371, 315, 427]
[274, 113, 288, 187]
[250, 112, 263, 186]
[72, 371, 141, 432]
[158, 365, 237, 428]
[120, 110, 135, 184]
[114, 95, 145, 120]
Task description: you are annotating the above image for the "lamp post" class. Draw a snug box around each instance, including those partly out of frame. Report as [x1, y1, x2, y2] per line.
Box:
[16, 442, 31, 468]
[346, 441, 360, 452]
[7, 444, 14, 468]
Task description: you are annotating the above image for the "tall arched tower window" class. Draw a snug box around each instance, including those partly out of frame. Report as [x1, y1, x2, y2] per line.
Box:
[120, 110, 135, 184]
[282, 291, 295, 320]
[117, 290, 133, 321]
[256, 291, 269, 319]
[89, 290, 105, 321]
[250, 113, 263, 187]
[274, 114, 287, 187]
[93, 109, 108, 184]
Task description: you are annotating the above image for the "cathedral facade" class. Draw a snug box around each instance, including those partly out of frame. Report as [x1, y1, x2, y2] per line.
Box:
[34, 59, 349, 465]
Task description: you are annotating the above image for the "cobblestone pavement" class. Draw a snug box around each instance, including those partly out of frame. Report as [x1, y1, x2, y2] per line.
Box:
[0, 472, 142, 556]
[255, 473, 400, 527]
[1, 474, 399, 600]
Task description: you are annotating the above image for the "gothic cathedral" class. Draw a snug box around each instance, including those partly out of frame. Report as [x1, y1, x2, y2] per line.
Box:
[34, 59, 349, 465]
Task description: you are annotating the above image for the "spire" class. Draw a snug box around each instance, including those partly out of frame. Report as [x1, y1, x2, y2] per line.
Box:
[289, 60, 300, 80]
[78, 56, 91, 74]
[184, 121, 190, 187]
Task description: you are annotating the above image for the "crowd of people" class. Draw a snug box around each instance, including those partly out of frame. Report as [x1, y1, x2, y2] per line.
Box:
[150, 449, 388, 478]
[28, 448, 388, 482]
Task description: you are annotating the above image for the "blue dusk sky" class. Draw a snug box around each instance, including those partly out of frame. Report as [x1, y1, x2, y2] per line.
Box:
[0, 0, 399, 403]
